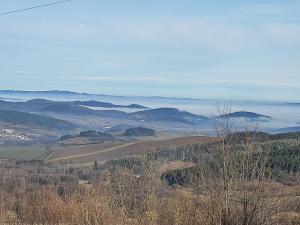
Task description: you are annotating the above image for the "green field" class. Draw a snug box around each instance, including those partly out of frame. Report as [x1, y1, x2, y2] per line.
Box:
[0, 145, 50, 160]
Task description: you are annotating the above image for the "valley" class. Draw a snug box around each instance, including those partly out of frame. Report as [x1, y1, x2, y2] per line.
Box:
[0, 91, 299, 225]
[1, 0, 300, 223]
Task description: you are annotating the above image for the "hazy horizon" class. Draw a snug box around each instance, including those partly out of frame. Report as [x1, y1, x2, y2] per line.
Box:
[0, 89, 299, 103]
[1, 0, 300, 101]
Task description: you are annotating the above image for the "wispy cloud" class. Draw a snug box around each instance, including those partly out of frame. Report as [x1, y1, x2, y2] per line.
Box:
[80, 76, 168, 82]
[217, 79, 300, 88]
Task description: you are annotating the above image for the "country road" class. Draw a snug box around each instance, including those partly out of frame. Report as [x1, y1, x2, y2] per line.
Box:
[47, 142, 137, 162]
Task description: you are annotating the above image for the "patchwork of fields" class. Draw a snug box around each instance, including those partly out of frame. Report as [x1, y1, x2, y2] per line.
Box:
[48, 136, 213, 164]
[0, 136, 214, 163]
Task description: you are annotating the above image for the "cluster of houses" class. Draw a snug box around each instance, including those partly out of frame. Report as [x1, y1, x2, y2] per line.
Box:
[72, 118, 112, 129]
[0, 128, 31, 143]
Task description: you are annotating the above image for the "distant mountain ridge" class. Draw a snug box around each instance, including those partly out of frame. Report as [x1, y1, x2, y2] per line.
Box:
[1, 90, 299, 104]
[0, 90, 197, 100]
[0, 98, 273, 126]
[0, 89, 219, 102]
[0, 99, 147, 114]
[0, 99, 211, 125]
[0, 90, 90, 96]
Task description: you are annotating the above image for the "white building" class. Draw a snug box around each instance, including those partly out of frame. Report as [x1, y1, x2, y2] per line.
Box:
[1, 129, 14, 134]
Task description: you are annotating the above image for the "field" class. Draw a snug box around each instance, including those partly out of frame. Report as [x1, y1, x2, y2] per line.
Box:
[0, 145, 50, 160]
[0, 132, 300, 224]
[47, 136, 214, 164]
[0, 135, 214, 163]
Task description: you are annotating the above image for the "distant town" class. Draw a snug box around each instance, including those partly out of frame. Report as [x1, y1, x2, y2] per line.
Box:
[0, 128, 33, 145]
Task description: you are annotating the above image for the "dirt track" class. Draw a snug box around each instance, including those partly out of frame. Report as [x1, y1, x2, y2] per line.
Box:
[48, 142, 137, 162]
[47, 136, 215, 164]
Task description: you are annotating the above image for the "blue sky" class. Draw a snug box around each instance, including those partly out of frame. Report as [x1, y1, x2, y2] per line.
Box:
[0, 0, 300, 101]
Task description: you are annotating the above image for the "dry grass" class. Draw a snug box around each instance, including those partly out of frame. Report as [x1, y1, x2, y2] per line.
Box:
[1, 174, 299, 225]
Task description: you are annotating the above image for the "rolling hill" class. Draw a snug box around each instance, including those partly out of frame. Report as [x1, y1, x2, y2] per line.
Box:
[39, 104, 95, 116]
[0, 100, 211, 124]
[0, 98, 277, 128]
[0, 99, 144, 117]
[129, 108, 210, 124]
[0, 110, 78, 130]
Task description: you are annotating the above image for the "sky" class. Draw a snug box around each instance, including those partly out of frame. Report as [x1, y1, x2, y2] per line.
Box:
[0, 0, 300, 101]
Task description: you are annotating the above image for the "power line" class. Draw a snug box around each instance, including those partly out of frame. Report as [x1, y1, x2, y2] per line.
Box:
[0, 0, 72, 16]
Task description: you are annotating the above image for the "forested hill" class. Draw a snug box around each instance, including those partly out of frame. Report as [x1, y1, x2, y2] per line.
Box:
[123, 127, 156, 137]
[217, 111, 272, 119]
[0, 110, 78, 130]
[0, 99, 147, 112]
[129, 108, 210, 124]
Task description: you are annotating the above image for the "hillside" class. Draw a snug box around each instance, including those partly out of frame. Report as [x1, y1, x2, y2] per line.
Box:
[0, 100, 212, 124]
[35, 102, 128, 118]
[129, 108, 209, 124]
[39, 104, 95, 116]
[0, 99, 147, 115]
[127, 104, 148, 109]
[0, 110, 78, 130]
[0, 99, 281, 129]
